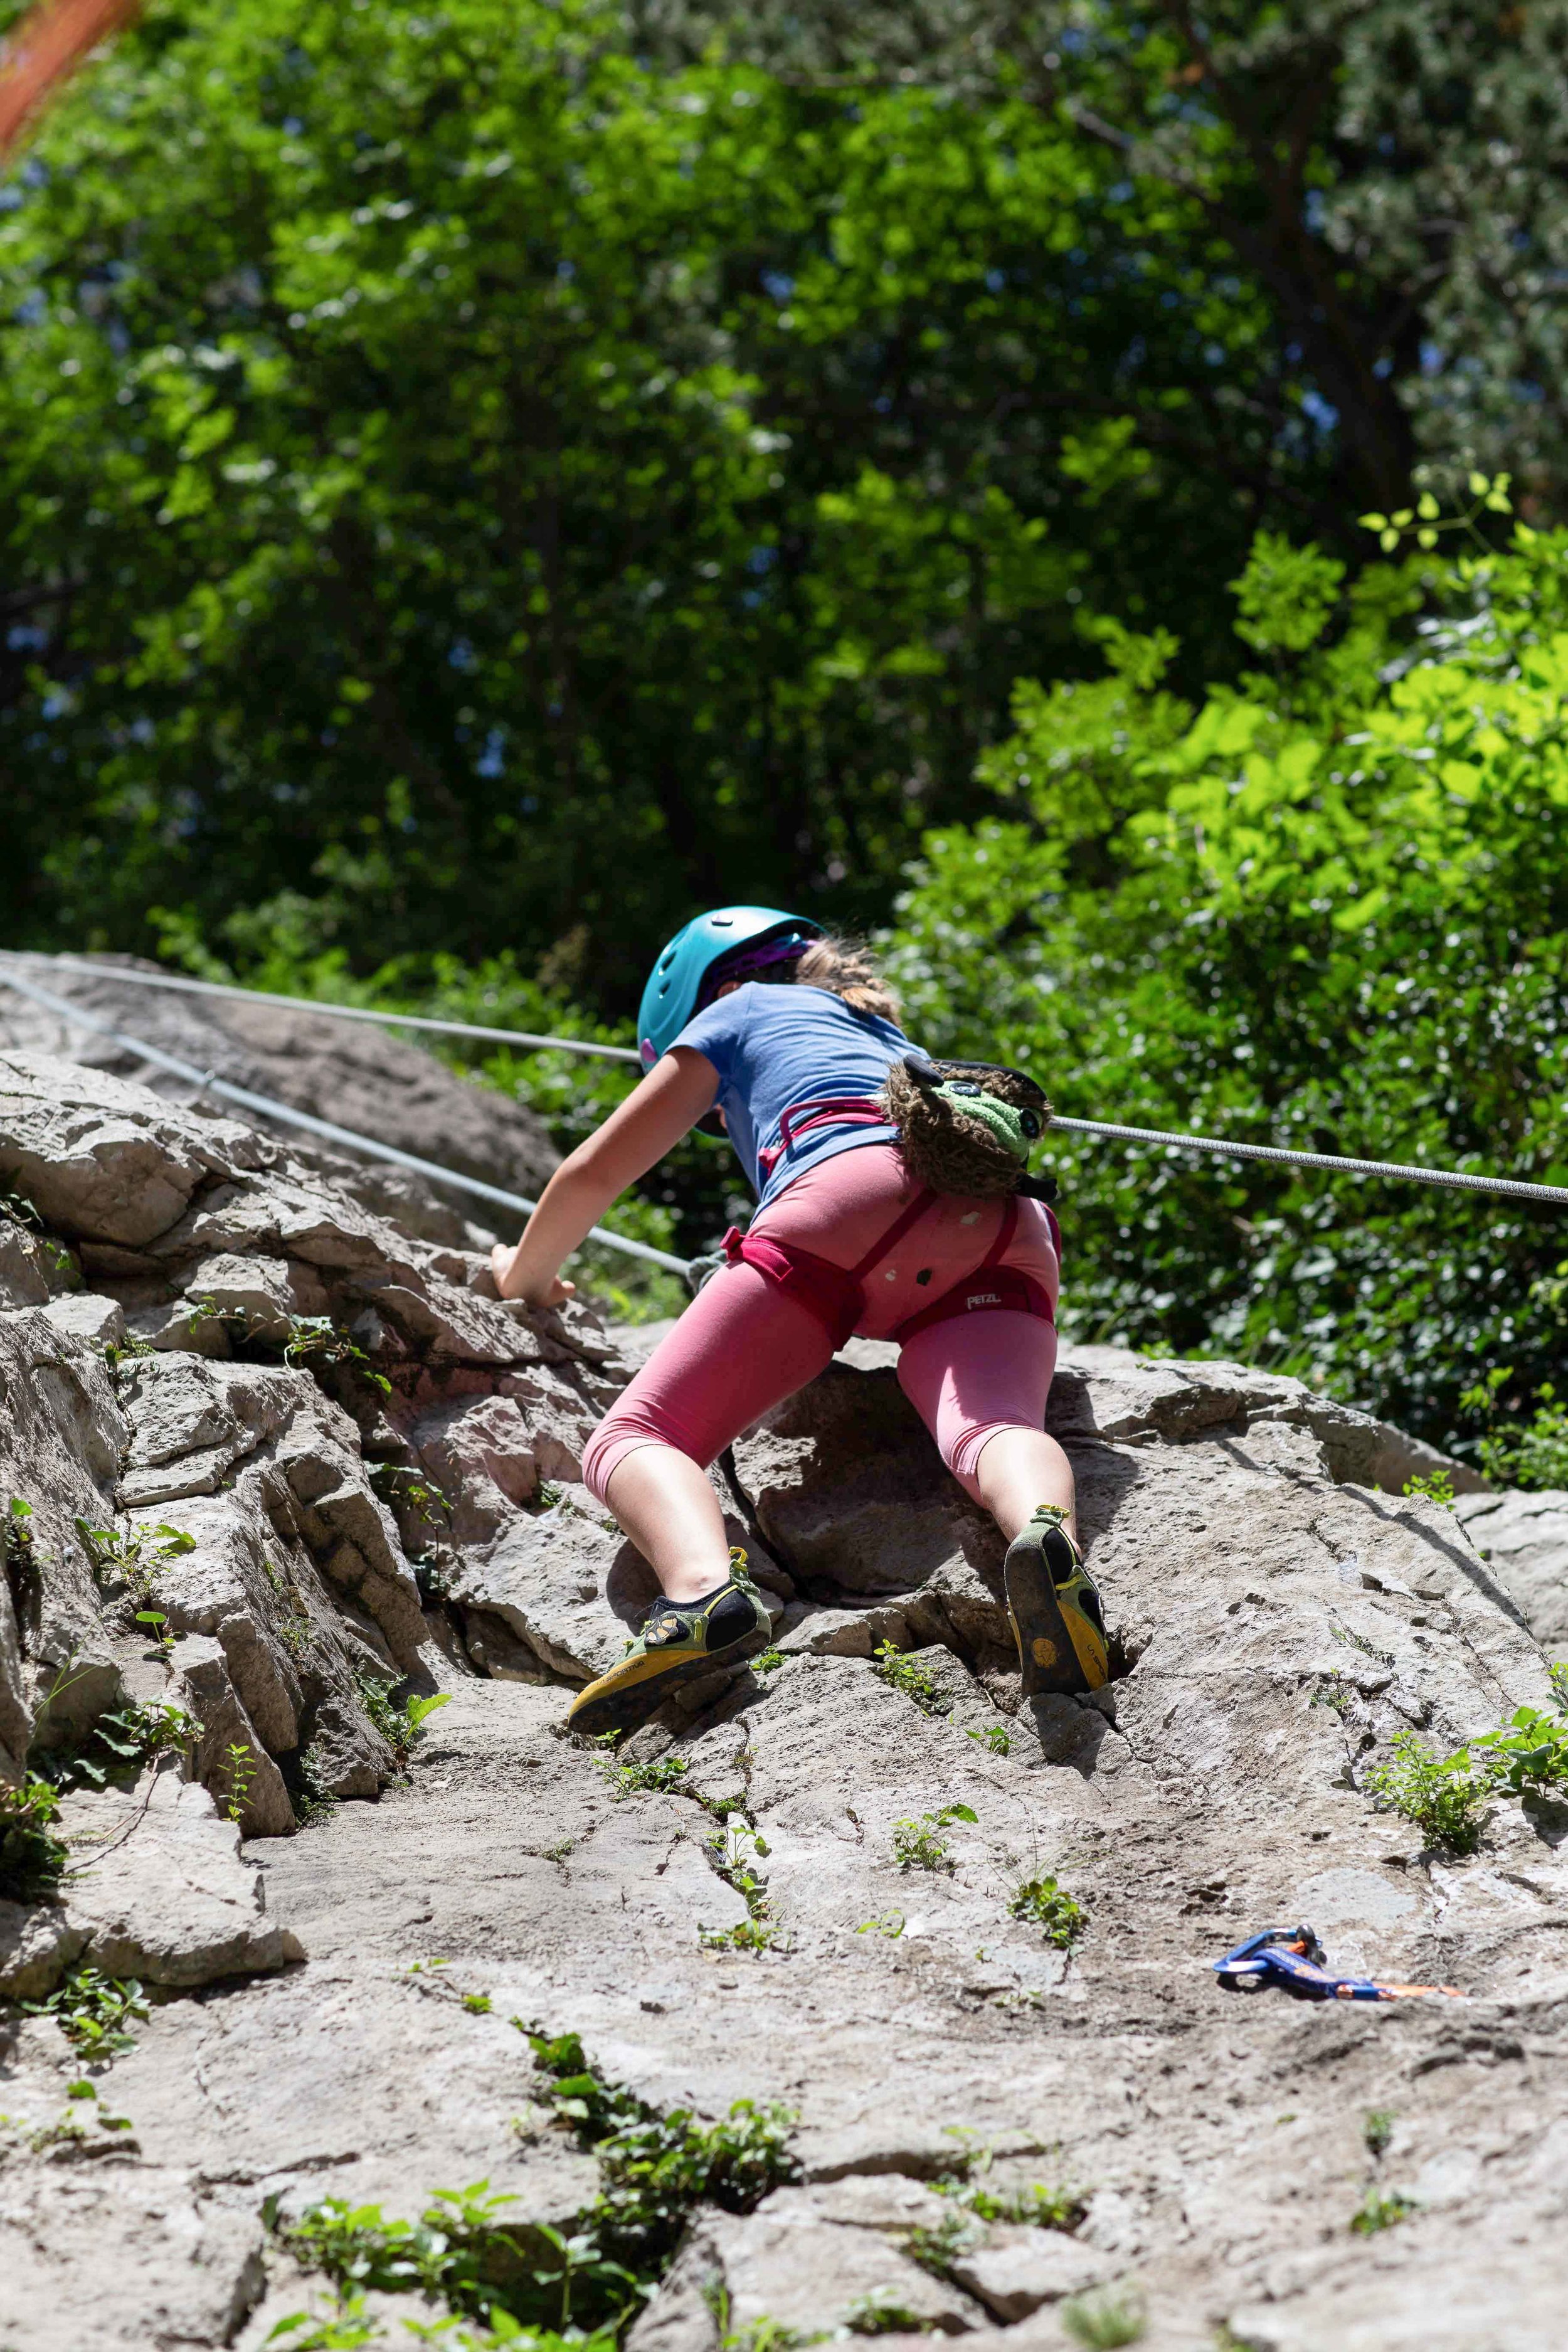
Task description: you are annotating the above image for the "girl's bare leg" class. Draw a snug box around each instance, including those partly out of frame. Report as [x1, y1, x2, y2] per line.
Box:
[972, 1426, 1078, 1545]
[604, 1445, 735, 1601]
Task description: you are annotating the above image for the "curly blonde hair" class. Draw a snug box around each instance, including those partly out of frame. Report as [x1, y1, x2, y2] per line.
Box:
[792, 934, 902, 1024]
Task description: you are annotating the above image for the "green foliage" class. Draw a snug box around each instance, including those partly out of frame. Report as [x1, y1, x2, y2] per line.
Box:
[843, 2296, 933, 2337]
[1471, 1707, 1568, 1801]
[1230, 536, 1345, 658]
[22, 1964, 149, 2057]
[356, 1671, 452, 1767]
[595, 1745, 691, 1801]
[1349, 2186, 1420, 2237]
[965, 1723, 1012, 1756]
[1363, 2109, 1396, 2160]
[701, 1820, 777, 1952]
[75, 1518, 196, 1614]
[50, 1697, 202, 1793]
[1008, 1876, 1087, 1950]
[1462, 1370, 1568, 1490]
[891, 512, 1568, 1449]
[891, 1804, 977, 1874]
[0, 1774, 69, 1904]
[1364, 1730, 1491, 1854]
[7, 0, 1471, 1008]
[370, 1464, 453, 1527]
[1402, 1471, 1456, 1512]
[871, 1643, 949, 1719]
[522, 2031, 800, 2277]
[1060, 2287, 1147, 2349]
[223, 1741, 257, 1824]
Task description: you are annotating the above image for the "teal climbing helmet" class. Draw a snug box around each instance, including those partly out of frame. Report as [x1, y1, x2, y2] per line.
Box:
[637, 906, 822, 1071]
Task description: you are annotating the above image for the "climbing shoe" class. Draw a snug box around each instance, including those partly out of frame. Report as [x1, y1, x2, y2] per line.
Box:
[1004, 1505, 1109, 1697]
[566, 1551, 773, 1737]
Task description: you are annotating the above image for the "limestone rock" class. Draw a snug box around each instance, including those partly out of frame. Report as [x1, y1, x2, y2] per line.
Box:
[946, 2227, 1113, 2319]
[0, 951, 559, 1221]
[57, 1768, 304, 1986]
[3, 1042, 1568, 2350]
[0, 1899, 86, 2000]
[1455, 1486, 1568, 1647]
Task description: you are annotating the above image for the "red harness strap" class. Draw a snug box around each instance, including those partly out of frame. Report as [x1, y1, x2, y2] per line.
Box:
[721, 1187, 1056, 1352]
[892, 1194, 1055, 1343]
[755, 1094, 891, 1182]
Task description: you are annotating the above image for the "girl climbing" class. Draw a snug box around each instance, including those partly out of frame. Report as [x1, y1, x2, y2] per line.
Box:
[490, 905, 1107, 1735]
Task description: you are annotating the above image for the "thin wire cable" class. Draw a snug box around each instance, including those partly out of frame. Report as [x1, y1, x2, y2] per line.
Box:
[20, 954, 642, 1062]
[1047, 1114, 1568, 1206]
[9, 955, 1567, 1207]
[0, 967, 692, 1274]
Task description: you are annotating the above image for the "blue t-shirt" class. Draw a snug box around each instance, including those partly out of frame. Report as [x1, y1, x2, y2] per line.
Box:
[672, 983, 921, 1208]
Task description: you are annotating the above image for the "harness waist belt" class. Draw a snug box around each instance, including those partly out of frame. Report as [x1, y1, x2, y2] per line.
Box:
[721, 1188, 1054, 1350]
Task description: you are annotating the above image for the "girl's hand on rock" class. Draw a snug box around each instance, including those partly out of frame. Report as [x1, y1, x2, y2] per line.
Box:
[522, 1273, 576, 1310]
[491, 1242, 575, 1310]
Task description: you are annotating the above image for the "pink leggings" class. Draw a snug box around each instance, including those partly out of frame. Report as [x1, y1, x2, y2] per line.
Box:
[581, 1143, 1059, 1508]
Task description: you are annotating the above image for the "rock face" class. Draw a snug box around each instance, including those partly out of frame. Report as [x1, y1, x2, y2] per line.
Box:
[2, 1048, 1567, 2352]
[1456, 1486, 1568, 1647]
[0, 952, 559, 1237]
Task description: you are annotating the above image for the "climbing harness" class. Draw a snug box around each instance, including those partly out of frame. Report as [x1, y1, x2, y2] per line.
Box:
[721, 1184, 1056, 1352]
[1213, 1925, 1465, 2003]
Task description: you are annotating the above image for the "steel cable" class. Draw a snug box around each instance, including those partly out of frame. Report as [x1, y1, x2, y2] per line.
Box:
[7, 954, 1568, 1209]
[0, 965, 692, 1273]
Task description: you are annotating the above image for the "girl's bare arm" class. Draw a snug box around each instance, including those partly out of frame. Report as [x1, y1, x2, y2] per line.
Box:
[490, 1049, 719, 1306]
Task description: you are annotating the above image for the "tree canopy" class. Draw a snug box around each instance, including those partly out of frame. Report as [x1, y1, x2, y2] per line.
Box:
[3, 0, 1557, 992]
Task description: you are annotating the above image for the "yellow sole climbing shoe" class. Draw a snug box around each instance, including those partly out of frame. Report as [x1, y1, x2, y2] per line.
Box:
[566, 1554, 773, 1738]
[1004, 1506, 1109, 1697]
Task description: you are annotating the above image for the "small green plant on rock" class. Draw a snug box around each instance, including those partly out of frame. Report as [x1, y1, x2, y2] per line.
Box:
[967, 1722, 1012, 1756]
[223, 1740, 257, 1823]
[1362, 2108, 1396, 2159]
[1364, 1730, 1490, 1853]
[1402, 1469, 1455, 1511]
[356, 1670, 452, 1767]
[75, 1517, 196, 1614]
[293, 1742, 339, 1825]
[843, 2293, 933, 2336]
[751, 1648, 785, 1677]
[22, 1964, 148, 2057]
[369, 1463, 452, 1525]
[1009, 1875, 1086, 1949]
[55, 1697, 202, 1792]
[904, 2206, 982, 2280]
[1061, 2285, 1147, 2348]
[595, 1742, 690, 1799]
[0, 1774, 68, 1902]
[1310, 1672, 1352, 1714]
[702, 1820, 778, 1952]
[872, 1641, 949, 1717]
[1349, 2185, 1420, 2236]
[280, 1315, 391, 1394]
[1470, 1703, 1568, 1799]
[892, 1804, 977, 1873]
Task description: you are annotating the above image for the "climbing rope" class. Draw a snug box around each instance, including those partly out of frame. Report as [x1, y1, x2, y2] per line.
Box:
[6, 953, 1568, 1208]
[0, 965, 692, 1274]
